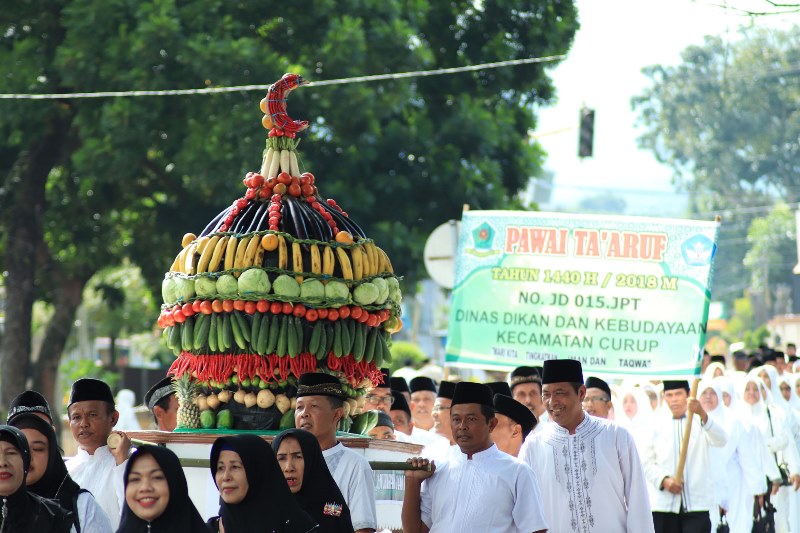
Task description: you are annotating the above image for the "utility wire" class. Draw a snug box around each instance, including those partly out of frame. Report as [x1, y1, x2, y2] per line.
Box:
[0, 55, 566, 100]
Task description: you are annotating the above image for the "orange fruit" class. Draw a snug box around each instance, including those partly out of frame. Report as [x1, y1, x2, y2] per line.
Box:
[261, 233, 279, 251]
[335, 231, 354, 245]
[260, 97, 268, 114]
[262, 114, 273, 129]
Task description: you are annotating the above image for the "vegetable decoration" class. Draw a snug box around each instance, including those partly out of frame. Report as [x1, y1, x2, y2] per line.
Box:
[160, 74, 403, 432]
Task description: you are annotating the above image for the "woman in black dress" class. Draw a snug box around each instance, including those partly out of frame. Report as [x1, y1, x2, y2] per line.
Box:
[273, 429, 354, 533]
[117, 444, 207, 533]
[208, 434, 317, 533]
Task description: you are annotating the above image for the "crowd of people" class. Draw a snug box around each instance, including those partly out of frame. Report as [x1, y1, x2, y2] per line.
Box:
[2, 346, 799, 532]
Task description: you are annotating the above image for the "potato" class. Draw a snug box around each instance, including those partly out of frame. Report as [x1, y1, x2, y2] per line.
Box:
[196, 395, 208, 411]
[234, 389, 246, 404]
[218, 390, 231, 403]
[206, 393, 220, 410]
[244, 392, 258, 408]
[275, 394, 291, 414]
[257, 389, 276, 409]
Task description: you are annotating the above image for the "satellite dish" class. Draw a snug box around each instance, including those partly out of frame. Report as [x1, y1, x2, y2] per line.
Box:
[424, 220, 461, 289]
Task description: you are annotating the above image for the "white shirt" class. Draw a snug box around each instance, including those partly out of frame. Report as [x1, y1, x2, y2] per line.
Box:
[323, 442, 378, 531]
[520, 414, 654, 533]
[66, 446, 126, 530]
[410, 426, 443, 447]
[73, 491, 114, 533]
[532, 411, 549, 434]
[420, 444, 548, 533]
[640, 411, 726, 513]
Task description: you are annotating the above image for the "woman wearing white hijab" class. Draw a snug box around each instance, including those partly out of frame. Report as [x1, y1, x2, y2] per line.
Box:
[702, 361, 726, 381]
[700, 378, 765, 533]
[740, 372, 800, 533]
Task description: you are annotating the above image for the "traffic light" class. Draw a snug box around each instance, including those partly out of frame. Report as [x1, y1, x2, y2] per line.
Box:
[578, 107, 595, 158]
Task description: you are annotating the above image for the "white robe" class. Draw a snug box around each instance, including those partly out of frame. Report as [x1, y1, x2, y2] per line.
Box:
[65, 445, 126, 530]
[74, 491, 114, 533]
[640, 408, 726, 513]
[520, 414, 654, 533]
[420, 444, 548, 533]
[322, 442, 378, 531]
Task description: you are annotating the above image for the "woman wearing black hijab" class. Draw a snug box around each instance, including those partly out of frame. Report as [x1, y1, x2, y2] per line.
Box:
[209, 434, 317, 533]
[10, 412, 113, 532]
[0, 424, 72, 532]
[117, 444, 207, 533]
[273, 429, 354, 533]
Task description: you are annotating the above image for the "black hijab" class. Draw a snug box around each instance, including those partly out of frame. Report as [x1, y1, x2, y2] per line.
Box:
[117, 445, 207, 533]
[210, 435, 317, 533]
[273, 430, 353, 533]
[0, 425, 71, 533]
[9, 414, 82, 516]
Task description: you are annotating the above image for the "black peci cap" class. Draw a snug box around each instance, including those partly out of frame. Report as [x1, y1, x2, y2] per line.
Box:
[542, 360, 583, 385]
[296, 373, 345, 399]
[69, 378, 115, 408]
[409, 376, 437, 394]
[493, 394, 537, 439]
[451, 382, 493, 408]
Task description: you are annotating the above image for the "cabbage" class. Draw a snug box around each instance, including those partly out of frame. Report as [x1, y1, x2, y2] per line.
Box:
[372, 277, 388, 304]
[300, 279, 325, 299]
[216, 274, 239, 297]
[273, 274, 300, 297]
[238, 269, 271, 296]
[324, 280, 350, 301]
[353, 282, 379, 305]
[161, 277, 178, 304]
[174, 278, 195, 302]
[195, 277, 217, 298]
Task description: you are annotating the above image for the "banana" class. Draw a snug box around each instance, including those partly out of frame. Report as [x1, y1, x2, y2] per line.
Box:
[363, 241, 376, 276]
[322, 245, 335, 276]
[195, 237, 217, 273]
[169, 248, 185, 273]
[335, 247, 354, 280]
[350, 245, 363, 280]
[253, 243, 265, 268]
[224, 236, 239, 271]
[376, 246, 393, 273]
[208, 236, 229, 272]
[360, 246, 371, 277]
[309, 244, 322, 275]
[292, 242, 303, 283]
[243, 234, 261, 269]
[234, 236, 252, 272]
[184, 241, 200, 275]
[278, 235, 288, 270]
[195, 236, 211, 255]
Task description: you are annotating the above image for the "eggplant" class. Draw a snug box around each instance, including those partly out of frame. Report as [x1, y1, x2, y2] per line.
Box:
[286, 198, 308, 240]
[245, 202, 267, 233]
[231, 201, 258, 234]
[199, 206, 232, 237]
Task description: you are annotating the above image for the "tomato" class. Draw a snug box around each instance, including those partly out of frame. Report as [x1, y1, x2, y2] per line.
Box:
[277, 172, 291, 185]
[224, 215, 235, 225]
[357, 311, 369, 323]
[301, 184, 315, 197]
[245, 188, 257, 200]
[301, 172, 315, 184]
[211, 299, 224, 313]
[244, 301, 257, 314]
[273, 183, 287, 196]
[237, 198, 249, 209]
[165, 314, 176, 327]
[327, 309, 339, 321]
[292, 304, 306, 317]
[367, 314, 378, 327]
[221, 300, 234, 313]
[233, 300, 245, 311]
[172, 308, 186, 323]
[268, 216, 279, 227]
[181, 303, 195, 317]
[256, 300, 269, 313]
[350, 306, 363, 319]
[322, 211, 333, 221]
[311, 201, 321, 210]
[282, 302, 294, 314]
[317, 308, 329, 320]
[271, 194, 281, 202]
[258, 188, 271, 199]
[270, 301, 283, 315]
[288, 184, 302, 197]
[326, 199, 336, 206]
[338, 306, 351, 320]
[305, 309, 318, 322]
[191, 300, 202, 313]
[200, 301, 213, 315]
[305, 196, 315, 204]
[251, 174, 265, 187]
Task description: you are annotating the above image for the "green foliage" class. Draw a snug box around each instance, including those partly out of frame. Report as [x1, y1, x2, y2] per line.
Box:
[632, 27, 800, 304]
[59, 359, 120, 397]
[389, 340, 427, 372]
[83, 263, 157, 341]
[723, 296, 770, 349]
[743, 203, 796, 293]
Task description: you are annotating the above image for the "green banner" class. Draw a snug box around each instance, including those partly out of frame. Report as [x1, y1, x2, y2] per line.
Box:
[445, 211, 720, 378]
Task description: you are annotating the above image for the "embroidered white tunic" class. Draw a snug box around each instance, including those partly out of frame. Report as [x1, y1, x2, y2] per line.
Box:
[65, 445, 126, 530]
[420, 444, 548, 533]
[520, 414, 654, 533]
[640, 410, 726, 513]
[323, 442, 378, 531]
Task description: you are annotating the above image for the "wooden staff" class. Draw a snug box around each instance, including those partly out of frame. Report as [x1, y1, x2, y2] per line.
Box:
[674, 378, 700, 484]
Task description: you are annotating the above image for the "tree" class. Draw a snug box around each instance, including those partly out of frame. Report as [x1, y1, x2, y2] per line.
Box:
[632, 27, 800, 305]
[0, 1, 579, 413]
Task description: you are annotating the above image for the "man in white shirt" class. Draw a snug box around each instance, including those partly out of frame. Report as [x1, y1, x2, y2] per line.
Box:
[641, 380, 726, 533]
[431, 381, 455, 445]
[409, 376, 437, 431]
[65, 378, 131, 530]
[144, 376, 178, 432]
[510, 366, 549, 431]
[520, 359, 655, 533]
[295, 372, 377, 533]
[583, 376, 613, 419]
[402, 381, 548, 533]
[492, 394, 536, 458]
[364, 368, 394, 414]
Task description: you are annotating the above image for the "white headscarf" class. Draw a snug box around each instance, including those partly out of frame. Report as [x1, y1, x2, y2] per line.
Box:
[755, 365, 782, 403]
[702, 362, 727, 381]
[115, 388, 141, 430]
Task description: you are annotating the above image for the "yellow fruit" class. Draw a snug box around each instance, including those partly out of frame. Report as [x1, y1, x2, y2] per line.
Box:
[335, 247, 353, 280]
[351, 245, 363, 281]
[196, 236, 220, 274]
[310, 244, 322, 274]
[292, 242, 303, 283]
[184, 242, 200, 275]
[261, 233, 279, 251]
[262, 114, 273, 129]
[182, 233, 197, 248]
[335, 231, 354, 245]
[259, 97, 268, 114]
[277, 236, 288, 270]
[224, 236, 239, 271]
[208, 236, 229, 272]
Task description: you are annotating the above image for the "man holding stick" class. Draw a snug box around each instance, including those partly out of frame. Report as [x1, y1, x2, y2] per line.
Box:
[641, 380, 726, 533]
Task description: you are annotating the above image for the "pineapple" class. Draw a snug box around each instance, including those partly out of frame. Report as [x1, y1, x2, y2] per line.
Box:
[174, 374, 201, 429]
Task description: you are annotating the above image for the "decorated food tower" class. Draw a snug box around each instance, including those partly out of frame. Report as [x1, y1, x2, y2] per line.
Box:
[158, 74, 402, 433]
